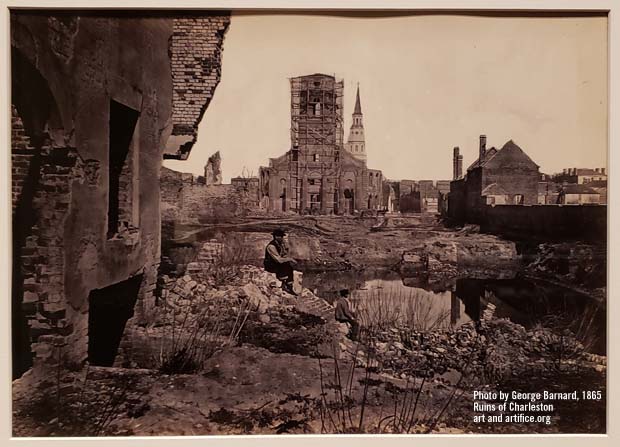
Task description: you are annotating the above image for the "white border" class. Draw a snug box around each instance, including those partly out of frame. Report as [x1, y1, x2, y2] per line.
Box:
[0, 1, 616, 446]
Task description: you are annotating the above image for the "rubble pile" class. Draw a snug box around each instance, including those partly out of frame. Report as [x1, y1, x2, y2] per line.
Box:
[133, 266, 337, 369]
[360, 314, 605, 383]
[152, 262, 606, 383]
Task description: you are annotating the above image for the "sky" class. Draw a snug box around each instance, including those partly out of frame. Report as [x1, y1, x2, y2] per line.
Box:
[163, 12, 608, 183]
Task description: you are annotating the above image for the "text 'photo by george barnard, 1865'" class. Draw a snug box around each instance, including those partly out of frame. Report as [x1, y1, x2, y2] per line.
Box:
[9, 7, 608, 437]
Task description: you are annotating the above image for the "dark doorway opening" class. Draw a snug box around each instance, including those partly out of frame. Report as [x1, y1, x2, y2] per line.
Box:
[88, 274, 142, 366]
[344, 189, 354, 214]
[280, 189, 286, 212]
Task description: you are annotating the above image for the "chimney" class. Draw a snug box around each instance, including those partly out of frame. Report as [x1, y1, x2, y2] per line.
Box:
[602, 168, 606, 175]
[479, 135, 487, 167]
[453, 147, 463, 180]
[563, 168, 567, 175]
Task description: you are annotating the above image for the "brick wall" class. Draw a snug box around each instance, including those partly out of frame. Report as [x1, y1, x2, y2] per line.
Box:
[166, 14, 230, 159]
[11, 106, 37, 212]
[183, 184, 260, 221]
[22, 145, 82, 368]
[161, 167, 261, 222]
[160, 166, 188, 207]
[484, 166, 539, 205]
[11, 14, 180, 375]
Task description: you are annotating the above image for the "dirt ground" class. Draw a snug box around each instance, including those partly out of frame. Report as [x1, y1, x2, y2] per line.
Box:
[12, 265, 606, 437]
[13, 213, 606, 436]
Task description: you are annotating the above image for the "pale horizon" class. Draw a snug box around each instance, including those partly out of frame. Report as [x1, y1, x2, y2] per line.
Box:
[163, 12, 608, 183]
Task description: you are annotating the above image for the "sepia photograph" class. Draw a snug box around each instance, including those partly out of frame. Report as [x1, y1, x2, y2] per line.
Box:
[5, 2, 612, 440]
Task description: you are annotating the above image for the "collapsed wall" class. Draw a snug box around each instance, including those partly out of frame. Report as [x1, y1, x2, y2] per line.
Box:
[161, 166, 261, 224]
[165, 15, 230, 160]
[11, 12, 230, 377]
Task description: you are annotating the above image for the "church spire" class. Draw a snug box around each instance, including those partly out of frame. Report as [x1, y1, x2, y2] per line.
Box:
[345, 83, 366, 163]
[353, 83, 362, 115]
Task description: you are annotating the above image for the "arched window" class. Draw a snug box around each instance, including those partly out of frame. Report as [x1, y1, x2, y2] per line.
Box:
[314, 102, 321, 116]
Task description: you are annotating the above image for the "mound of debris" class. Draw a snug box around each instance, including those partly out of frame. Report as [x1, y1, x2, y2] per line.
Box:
[358, 305, 605, 384]
[129, 266, 341, 371]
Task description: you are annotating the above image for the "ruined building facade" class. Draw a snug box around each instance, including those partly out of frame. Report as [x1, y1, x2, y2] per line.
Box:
[259, 74, 383, 214]
[11, 12, 229, 377]
[447, 135, 540, 224]
[203, 150, 223, 185]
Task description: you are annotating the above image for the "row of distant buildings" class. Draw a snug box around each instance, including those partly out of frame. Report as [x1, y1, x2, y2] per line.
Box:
[163, 72, 606, 243]
[224, 73, 606, 221]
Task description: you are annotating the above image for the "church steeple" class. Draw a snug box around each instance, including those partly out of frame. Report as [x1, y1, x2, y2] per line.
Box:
[353, 84, 362, 115]
[345, 83, 366, 163]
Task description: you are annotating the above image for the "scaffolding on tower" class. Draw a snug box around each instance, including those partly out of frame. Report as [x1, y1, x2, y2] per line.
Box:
[288, 74, 344, 213]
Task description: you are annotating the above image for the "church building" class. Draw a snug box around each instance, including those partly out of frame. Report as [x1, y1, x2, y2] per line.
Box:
[259, 73, 383, 214]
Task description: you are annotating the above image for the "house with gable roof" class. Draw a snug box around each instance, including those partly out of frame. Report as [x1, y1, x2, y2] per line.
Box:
[447, 135, 540, 223]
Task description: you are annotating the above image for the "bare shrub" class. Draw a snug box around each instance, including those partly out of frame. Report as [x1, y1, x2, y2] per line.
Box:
[202, 232, 254, 286]
[147, 291, 252, 374]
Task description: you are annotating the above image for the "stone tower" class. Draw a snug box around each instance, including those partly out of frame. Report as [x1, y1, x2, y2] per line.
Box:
[345, 84, 366, 163]
[287, 74, 344, 212]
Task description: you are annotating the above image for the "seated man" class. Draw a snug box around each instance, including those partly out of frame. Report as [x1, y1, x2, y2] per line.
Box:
[264, 228, 298, 295]
[335, 289, 360, 341]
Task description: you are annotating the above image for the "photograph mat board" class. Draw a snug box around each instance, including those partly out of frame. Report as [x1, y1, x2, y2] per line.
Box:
[0, 0, 613, 446]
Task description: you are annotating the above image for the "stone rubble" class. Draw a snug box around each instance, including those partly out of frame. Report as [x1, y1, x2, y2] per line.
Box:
[153, 264, 606, 381]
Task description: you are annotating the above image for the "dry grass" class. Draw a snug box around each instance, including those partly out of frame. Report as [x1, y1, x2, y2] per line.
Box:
[317, 329, 473, 434]
[351, 286, 451, 335]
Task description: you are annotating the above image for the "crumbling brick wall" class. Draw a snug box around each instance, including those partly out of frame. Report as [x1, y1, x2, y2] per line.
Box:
[161, 167, 261, 223]
[175, 183, 260, 222]
[12, 11, 231, 376]
[165, 14, 230, 160]
[11, 106, 37, 213]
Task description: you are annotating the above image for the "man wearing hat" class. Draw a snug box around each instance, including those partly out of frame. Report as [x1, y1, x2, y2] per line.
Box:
[264, 228, 298, 295]
[335, 289, 360, 341]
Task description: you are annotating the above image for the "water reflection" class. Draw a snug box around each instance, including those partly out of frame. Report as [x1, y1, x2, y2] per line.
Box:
[302, 271, 606, 354]
[303, 270, 470, 331]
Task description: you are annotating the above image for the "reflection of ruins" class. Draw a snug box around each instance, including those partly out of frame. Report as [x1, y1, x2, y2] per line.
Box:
[259, 74, 383, 214]
[453, 278, 605, 353]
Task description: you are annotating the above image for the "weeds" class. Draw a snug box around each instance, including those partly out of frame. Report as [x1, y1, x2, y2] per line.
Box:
[352, 286, 451, 334]
[207, 232, 254, 286]
[152, 293, 252, 374]
[317, 327, 474, 434]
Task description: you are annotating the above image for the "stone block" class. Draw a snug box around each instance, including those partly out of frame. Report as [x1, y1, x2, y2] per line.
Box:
[23, 291, 39, 303]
